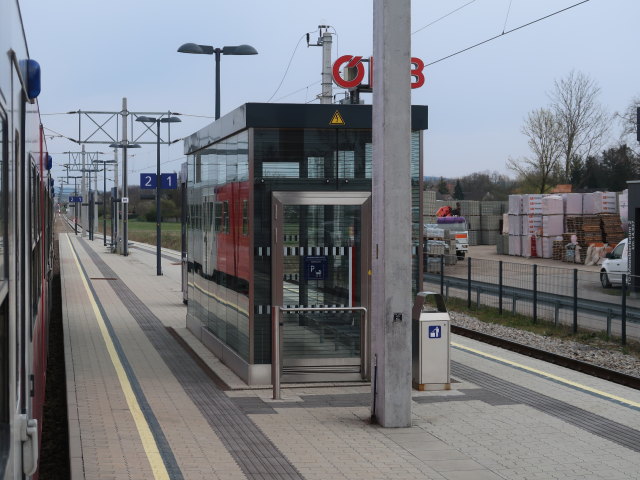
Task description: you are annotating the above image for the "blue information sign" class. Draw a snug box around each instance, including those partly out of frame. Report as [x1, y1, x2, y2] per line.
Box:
[160, 173, 178, 189]
[140, 173, 157, 189]
[428, 325, 442, 339]
[304, 256, 328, 280]
[68, 196, 83, 203]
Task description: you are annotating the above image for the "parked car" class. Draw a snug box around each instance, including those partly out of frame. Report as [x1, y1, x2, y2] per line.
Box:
[600, 238, 628, 288]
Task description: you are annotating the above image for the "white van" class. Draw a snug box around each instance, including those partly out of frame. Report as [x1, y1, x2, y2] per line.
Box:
[600, 238, 628, 288]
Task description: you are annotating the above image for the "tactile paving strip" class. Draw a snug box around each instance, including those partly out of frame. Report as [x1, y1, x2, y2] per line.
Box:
[452, 361, 640, 453]
[78, 241, 304, 480]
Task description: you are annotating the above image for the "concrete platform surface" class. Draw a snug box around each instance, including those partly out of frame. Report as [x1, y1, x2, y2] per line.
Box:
[59, 230, 640, 480]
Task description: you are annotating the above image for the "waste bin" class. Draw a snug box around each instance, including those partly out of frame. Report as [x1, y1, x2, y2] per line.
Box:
[412, 292, 451, 391]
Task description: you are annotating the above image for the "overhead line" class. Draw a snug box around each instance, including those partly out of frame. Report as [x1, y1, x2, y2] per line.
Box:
[425, 0, 591, 67]
[412, 0, 476, 35]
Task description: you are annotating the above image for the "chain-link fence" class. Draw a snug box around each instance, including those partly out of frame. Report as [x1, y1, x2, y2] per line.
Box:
[424, 256, 639, 345]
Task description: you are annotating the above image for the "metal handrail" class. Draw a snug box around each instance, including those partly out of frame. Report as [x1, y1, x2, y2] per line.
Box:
[271, 306, 368, 400]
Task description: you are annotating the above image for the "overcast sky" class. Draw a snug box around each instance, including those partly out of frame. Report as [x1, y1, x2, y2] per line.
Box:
[19, 0, 639, 186]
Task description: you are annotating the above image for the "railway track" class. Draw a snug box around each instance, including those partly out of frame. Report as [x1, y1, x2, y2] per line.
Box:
[452, 324, 640, 390]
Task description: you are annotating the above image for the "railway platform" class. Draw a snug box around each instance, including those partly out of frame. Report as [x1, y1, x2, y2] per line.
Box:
[59, 230, 640, 480]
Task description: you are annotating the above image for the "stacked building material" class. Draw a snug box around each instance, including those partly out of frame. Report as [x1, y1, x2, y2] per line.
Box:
[507, 194, 522, 256]
[552, 240, 564, 260]
[583, 191, 618, 214]
[541, 195, 564, 258]
[600, 214, 625, 245]
[582, 215, 603, 244]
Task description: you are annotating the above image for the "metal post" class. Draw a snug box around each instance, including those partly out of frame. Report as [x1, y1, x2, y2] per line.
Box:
[439, 254, 444, 296]
[498, 260, 503, 315]
[156, 120, 162, 275]
[573, 268, 578, 334]
[214, 50, 221, 120]
[122, 98, 129, 256]
[622, 274, 627, 345]
[103, 161, 107, 246]
[272, 306, 281, 400]
[80, 145, 86, 236]
[467, 257, 472, 308]
[533, 264, 537, 323]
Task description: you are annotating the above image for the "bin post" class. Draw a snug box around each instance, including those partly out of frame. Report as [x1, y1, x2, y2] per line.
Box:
[440, 254, 444, 296]
[573, 269, 578, 334]
[498, 260, 503, 315]
[533, 264, 538, 323]
[467, 257, 471, 308]
[622, 274, 627, 346]
[272, 306, 281, 400]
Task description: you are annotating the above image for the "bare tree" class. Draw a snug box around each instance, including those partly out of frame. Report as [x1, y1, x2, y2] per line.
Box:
[616, 96, 639, 152]
[507, 108, 563, 193]
[549, 70, 610, 180]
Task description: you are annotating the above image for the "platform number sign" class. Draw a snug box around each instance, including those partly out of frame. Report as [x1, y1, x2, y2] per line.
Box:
[140, 173, 157, 189]
[140, 173, 177, 190]
[160, 173, 177, 189]
[428, 325, 442, 339]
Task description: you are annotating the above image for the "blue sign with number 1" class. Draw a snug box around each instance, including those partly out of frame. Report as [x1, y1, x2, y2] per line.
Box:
[161, 173, 177, 189]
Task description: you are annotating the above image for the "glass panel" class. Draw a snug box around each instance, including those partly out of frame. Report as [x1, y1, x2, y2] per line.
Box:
[281, 204, 362, 362]
[186, 131, 250, 361]
[0, 112, 5, 278]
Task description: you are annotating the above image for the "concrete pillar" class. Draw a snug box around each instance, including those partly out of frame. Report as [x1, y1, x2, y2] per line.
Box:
[320, 30, 333, 104]
[371, 0, 412, 427]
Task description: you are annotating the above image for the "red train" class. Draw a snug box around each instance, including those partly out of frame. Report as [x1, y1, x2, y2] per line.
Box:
[188, 180, 251, 292]
[1, 1, 55, 478]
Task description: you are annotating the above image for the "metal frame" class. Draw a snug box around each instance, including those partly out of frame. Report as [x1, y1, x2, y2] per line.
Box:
[271, 191, 372, 384]
[272, 306, 368, 400]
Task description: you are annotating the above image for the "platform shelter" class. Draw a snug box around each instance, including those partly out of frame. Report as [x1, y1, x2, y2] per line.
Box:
[183, 103, 428, 385]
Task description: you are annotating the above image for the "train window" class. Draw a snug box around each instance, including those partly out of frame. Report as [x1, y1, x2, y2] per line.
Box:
[0, 110, 6, 279]
[242, 200, 248, 236]
[214, 202, 223, 233]
[223, 201, 229, 233]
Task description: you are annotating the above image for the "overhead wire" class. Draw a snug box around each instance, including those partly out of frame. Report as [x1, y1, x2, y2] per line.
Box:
[502, 0, 514, 34]
[425, 0, 591, 67]
[267, 32, 311, 102]
[412, 0, 477, 35]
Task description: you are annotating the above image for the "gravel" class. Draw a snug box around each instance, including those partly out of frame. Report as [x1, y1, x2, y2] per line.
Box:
[449, 310, 640, 378]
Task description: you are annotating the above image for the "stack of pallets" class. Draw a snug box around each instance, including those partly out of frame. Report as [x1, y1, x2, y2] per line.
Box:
[582, 215, 603, 244]
[600, 214, 625, 246]
[552, 240, 564, 260]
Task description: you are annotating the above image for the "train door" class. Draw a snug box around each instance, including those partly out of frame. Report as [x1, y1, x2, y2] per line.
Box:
[271, 191, 371, 382]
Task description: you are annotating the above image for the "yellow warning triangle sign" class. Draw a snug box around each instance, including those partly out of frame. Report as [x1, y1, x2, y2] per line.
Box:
[329, 110, 345, 126]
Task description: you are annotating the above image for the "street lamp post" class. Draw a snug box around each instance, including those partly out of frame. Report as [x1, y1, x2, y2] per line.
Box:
[110, 141, 141, 256]
[177, 43, 258, 119]
[136, 115, 181, 276]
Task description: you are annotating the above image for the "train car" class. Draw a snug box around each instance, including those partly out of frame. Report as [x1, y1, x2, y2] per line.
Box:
[187, 180, 250, 291]
[1, 1, 54, 478]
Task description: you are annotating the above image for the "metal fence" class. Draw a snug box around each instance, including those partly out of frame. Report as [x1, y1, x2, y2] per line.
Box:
[424, 256, 638, 345]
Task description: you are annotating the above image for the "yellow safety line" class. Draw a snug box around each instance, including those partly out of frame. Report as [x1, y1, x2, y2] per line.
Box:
[66, 234, 170, 480]
[452, 341, 640, 408]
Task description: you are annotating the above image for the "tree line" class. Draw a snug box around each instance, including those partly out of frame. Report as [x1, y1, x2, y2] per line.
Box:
[431, 71, 639, 199]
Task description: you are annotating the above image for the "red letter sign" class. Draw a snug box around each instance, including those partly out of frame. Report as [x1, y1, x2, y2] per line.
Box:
[332, 55, 365, 89]
[332, 55, 425, 89]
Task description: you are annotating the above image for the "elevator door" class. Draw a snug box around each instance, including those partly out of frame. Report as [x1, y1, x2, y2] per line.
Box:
[272, 191, 371, 382]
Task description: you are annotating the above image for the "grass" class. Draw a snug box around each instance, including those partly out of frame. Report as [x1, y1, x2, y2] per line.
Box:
[444, 295, 640, 360]
[97, 217, 182, 250]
